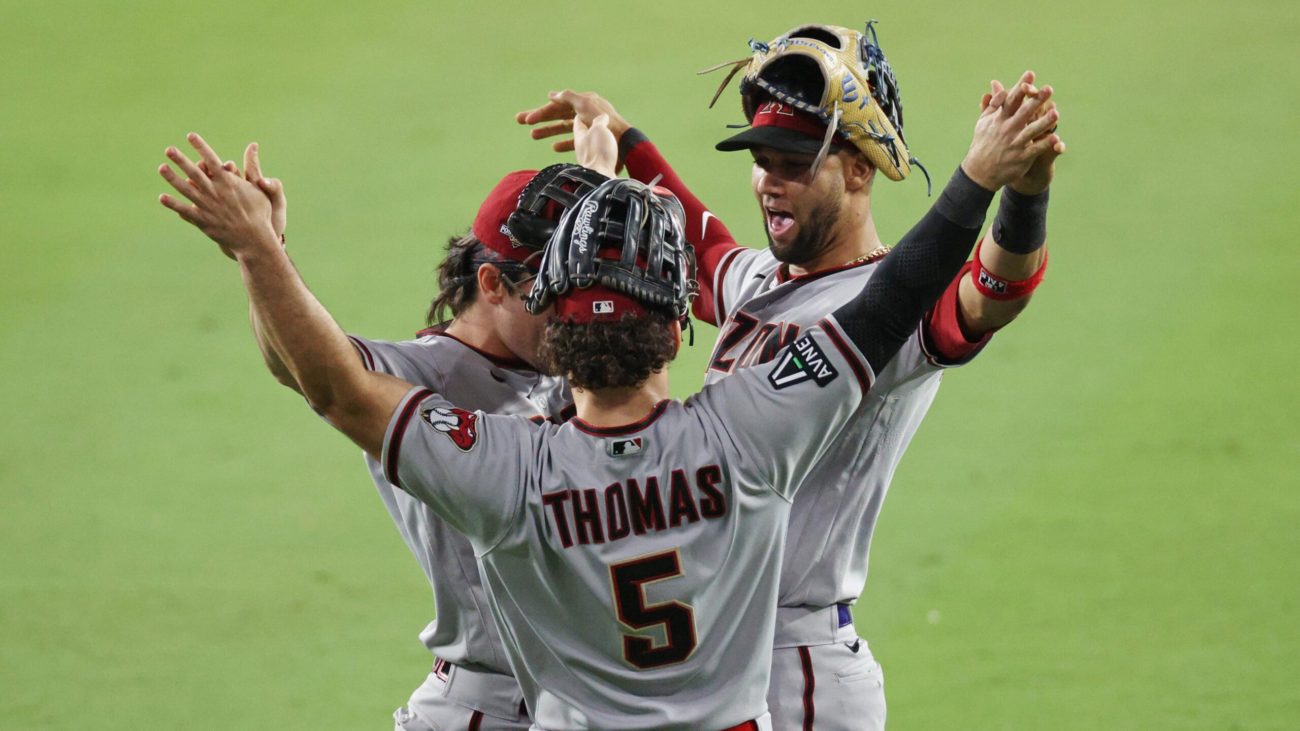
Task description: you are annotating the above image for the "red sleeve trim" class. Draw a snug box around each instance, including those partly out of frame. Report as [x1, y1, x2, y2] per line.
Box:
[709, 246, 744, 326]
[348, 336, 376, 371]
[384, 388, 434, 489]
[624, 136, 742, 327]
[818, 318, 872, 393]
[921, 261, 993, 367]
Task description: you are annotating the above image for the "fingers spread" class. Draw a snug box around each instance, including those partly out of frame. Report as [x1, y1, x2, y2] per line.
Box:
[167, 146, 214, 193]
[531, 120, 574, 140]
[552, 140, 575, 153]
[159, 164, 204, 203]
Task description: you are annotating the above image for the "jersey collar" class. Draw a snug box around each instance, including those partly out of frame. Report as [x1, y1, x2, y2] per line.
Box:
[773, 248, 888, 285]
[570, 400, 670, 436]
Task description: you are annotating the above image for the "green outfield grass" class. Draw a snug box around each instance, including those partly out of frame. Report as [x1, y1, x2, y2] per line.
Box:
[2, 0, 1297, 728]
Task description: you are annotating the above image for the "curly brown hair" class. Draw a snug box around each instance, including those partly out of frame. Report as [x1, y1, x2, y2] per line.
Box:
[426, 230, 480, 326]
[539, 312, 679, 390]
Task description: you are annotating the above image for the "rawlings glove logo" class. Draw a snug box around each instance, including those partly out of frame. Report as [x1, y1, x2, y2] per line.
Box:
[573, 199, 598, 254]
[421, 406, 480, 452]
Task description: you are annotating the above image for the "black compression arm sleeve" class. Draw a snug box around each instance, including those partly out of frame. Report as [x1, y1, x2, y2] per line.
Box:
[832, 167, 995, 375]
[991, 187, 1050, 254]
[618, 127, 651, 160]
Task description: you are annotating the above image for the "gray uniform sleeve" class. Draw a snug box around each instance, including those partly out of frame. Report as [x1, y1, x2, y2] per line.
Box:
[348, 335, 443, 386]
[380, 387, 535, 550]
[693, 321, 870, 500]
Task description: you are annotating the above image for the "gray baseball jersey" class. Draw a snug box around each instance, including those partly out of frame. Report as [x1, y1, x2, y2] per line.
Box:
[703, 247, 988, 646]
[348, 329, 571, 674]
[383, 321, 872, 731]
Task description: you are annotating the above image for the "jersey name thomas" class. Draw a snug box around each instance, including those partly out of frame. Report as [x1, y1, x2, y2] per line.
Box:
[383, 323, 871, 731]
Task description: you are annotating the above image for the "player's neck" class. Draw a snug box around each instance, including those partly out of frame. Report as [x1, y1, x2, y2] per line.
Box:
[572, 371, 670, 428]
[786, 200, 882, 278]
[442, 308, 519, 363]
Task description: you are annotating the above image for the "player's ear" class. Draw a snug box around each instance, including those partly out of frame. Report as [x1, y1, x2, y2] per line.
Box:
[477, 264, 508, 305]
[670, 319, 683, 355]
[842, 150, 876, 193]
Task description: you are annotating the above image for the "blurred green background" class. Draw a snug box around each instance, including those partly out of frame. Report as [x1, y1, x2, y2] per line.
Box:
[2, 0, 1297, 728]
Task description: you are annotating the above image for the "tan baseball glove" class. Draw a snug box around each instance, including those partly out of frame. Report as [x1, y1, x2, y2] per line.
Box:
[702, 21, 929, 189]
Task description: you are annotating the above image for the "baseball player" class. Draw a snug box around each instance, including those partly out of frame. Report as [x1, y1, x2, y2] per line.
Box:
[192, 146, 607, 729]
[518, 22, 1062, 730]
[158, 93, 1045, 728]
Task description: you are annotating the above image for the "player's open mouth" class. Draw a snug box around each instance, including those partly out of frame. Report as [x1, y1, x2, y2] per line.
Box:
[766, 209, 795, 239]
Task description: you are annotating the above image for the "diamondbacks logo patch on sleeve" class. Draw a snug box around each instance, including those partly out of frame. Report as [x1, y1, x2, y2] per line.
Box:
[768, 335, 839, 389]
[421, 406, 480, 452]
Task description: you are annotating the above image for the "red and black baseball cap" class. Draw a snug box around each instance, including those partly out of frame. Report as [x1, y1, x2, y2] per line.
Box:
[715, 99, 845, 156]
[471, 170, 544, 270]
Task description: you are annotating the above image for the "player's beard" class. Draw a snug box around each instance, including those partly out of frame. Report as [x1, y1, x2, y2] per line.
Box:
[764, 193, 843, 267]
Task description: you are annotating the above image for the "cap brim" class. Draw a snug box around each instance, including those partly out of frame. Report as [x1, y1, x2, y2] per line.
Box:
[715, 126, 842, 155]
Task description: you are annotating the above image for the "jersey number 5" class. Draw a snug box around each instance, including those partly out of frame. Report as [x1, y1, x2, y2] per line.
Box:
[609, 550, 697, 669]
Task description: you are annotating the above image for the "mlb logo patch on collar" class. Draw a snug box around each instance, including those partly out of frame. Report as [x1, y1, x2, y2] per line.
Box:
[607, 437, 644, 458]
[768, 335, 839, 389]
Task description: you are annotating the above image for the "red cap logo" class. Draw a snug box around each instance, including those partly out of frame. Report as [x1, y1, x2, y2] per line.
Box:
[753, 100, 830, 140]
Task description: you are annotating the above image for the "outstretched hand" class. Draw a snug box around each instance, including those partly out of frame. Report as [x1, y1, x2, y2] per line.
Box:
[517, 90, 631, 171]
[158, 134, 280, 260]
[961, 70, 1065, 192]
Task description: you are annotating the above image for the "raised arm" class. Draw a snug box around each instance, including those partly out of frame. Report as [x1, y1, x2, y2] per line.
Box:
[517, 90, 742, 325]
[158, 134, 411, 458]
[957, 73, 1061, 338]
[834, 81, 1064, 374]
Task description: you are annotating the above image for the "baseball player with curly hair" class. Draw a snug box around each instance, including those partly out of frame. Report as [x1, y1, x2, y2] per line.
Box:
[518, 21, 1062, 730]
[159, 82, 1050, 727]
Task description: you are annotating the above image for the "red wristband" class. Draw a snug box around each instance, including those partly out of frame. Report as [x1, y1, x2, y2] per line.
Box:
[970, 240, 1047, 301]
